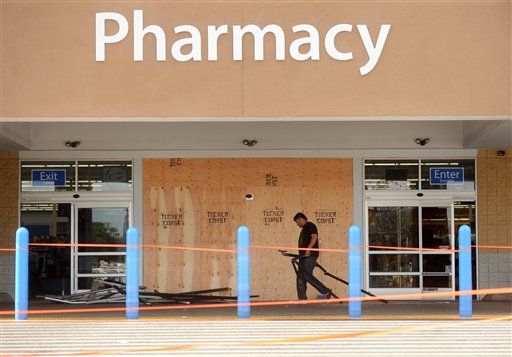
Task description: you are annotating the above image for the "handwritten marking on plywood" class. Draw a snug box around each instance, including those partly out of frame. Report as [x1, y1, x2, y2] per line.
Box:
[156, 187, 169, 292]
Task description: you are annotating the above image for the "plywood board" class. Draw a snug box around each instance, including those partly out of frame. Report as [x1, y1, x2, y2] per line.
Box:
[143, 158, 352, 300]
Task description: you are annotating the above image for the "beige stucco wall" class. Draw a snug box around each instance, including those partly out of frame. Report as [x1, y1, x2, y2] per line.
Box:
[0, 152, 19, 299]
[0, 152, 19, 250]
[2, 1, 510, 118]
[477, 149, 512, 291]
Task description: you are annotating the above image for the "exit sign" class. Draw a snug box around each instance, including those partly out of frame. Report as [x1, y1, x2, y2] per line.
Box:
[429, 167, 464, 185]
[32, 170, 66, 186]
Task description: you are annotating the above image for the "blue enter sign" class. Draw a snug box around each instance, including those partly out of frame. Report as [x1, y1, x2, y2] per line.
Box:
[430, 167, 464, 185]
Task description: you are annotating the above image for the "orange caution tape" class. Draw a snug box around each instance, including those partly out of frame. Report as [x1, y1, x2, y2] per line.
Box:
[15, 245, 29, 252]
[28, 242, 348, 254]
[141, 243, 236, 253]
[25, 242, 512, 255]
[474, 245, 512, 249]
[30, 243, 128, 248]
[367, 245, 458, 252]
[349, 244, 361, 252]
[29, 242, 235, 253]
[238, 247, 250, 254]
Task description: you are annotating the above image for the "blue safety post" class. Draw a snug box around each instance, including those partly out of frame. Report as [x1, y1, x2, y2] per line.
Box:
[458, 224, 472, 318]
[237, 226, 250, 318]
[15, 227, 29, 320]
[348, 225, 362, 318]
[126, 227, 139, 320]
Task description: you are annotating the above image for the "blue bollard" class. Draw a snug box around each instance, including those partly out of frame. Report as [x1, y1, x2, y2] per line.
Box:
[237, 226, 250, 318]
[15, 227, 29, 320]
[348, 225, 362, 318]
[458, 225, 472, 318]
[126, 227, 139, 320]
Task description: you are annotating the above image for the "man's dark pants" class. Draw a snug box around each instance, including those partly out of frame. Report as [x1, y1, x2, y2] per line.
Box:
[296, 256, 330, 300]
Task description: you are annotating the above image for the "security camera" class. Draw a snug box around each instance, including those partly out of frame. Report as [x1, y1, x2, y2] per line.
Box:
[65, 141, 81, 148]
[242, 139, 258, 147]
[245, 193, 254, 201]
[415, 138, 429, 146]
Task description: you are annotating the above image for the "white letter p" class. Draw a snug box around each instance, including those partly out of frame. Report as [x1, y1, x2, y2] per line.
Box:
[96, 12, 129, 61]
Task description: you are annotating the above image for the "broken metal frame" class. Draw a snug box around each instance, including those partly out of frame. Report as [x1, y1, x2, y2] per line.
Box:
[44, 279, 243, 305]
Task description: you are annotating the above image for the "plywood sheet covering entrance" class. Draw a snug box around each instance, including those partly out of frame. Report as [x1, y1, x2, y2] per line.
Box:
[143, 158, 353, 300]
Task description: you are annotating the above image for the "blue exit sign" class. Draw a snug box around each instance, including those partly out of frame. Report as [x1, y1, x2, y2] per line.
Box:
[32, 170, 66, 186]
[430, 167, 464, 185]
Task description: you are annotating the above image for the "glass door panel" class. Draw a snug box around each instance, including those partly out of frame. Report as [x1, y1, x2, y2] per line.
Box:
[368, 206, 420, 294]
[20, 203, 72, 296]
[73, 204, 130, 292]
[370, 275, 420, 289]
[421, 205, 454, 295]
[369, 254, 419, 273]
[423, 254, 453, 289]
[454, 201, 477, 297]
[77, 208, 127, 252]
[368, 206, 419, 249]
[422, 206, 452, 249]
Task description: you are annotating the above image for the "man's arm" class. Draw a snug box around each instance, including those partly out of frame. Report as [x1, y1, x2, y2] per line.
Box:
[304, 233, 318, 257]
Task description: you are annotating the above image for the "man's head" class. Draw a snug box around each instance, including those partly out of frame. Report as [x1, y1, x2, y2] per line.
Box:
[293, 212, 308, 228]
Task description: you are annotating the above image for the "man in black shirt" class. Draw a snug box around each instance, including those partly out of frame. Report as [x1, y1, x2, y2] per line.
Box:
[293, 212, 331, 300]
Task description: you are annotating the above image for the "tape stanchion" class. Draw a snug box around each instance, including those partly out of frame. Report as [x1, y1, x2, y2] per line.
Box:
[15, 227, 29, 321]
[459, 225, 472, 318]
[237, 226, 250, 319]
[126, 227, 139, 320]
[348, 225, 362, 318]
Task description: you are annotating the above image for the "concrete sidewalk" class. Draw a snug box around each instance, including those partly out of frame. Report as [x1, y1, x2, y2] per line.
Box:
[2, 319, 511, 356]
